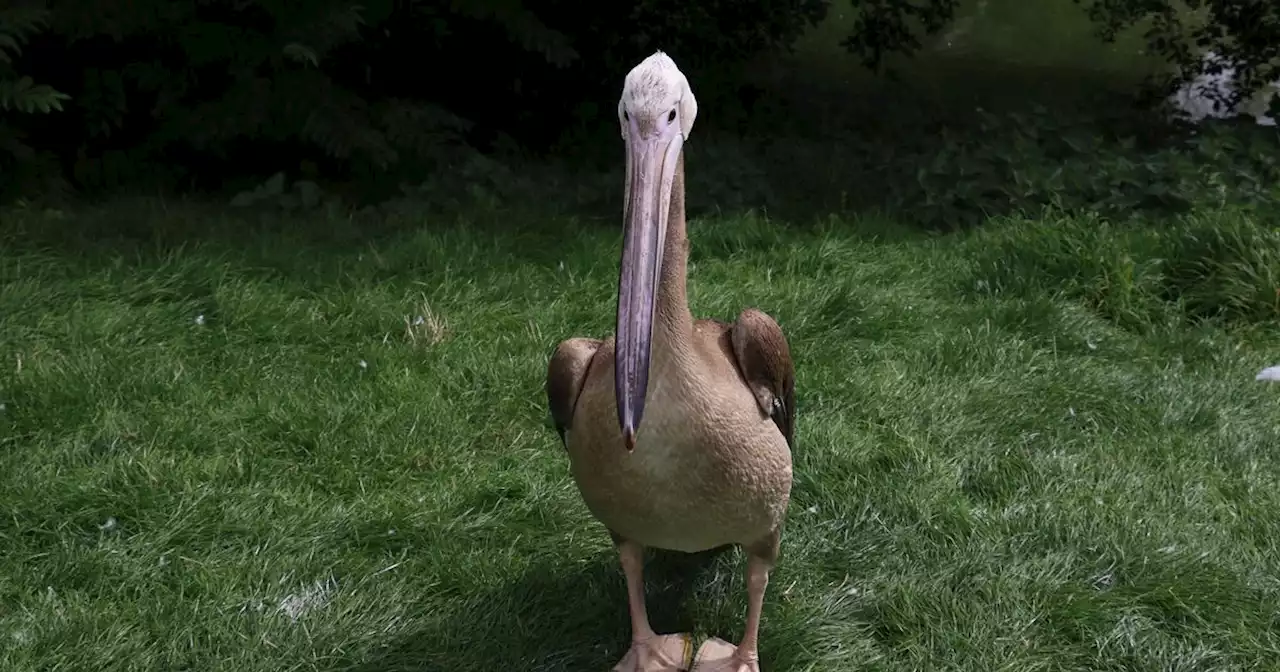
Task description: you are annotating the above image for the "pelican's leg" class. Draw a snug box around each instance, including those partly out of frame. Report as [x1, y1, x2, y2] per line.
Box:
[611, 538, 694, 672]
[693, 532, 780, 672]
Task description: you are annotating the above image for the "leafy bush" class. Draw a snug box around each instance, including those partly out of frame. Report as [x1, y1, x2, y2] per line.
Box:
[869, 103, 1280, 229]
[33, 0, 477, 192]
[834, 1, 1280, 115]
[0, 8, 65, 115]
[1074, 0, 1280, 112]
[841, 0, 961, 68]
[7, 0, 1280, 208]
[0, 3, 70, 201]
[0, 0, 829, 201]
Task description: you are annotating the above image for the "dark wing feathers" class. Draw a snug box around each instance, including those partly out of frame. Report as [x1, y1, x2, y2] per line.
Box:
[728, 308, 796, 450]
[545, 337, 603, 448]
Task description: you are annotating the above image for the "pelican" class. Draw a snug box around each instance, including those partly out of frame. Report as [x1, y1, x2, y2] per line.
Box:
[546, 52, 796, 672]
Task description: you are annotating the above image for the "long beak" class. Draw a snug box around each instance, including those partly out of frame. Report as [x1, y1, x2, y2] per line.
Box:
[615, 126, 683, 451]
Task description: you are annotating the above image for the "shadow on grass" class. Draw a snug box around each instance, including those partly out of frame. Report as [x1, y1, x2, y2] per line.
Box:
[344, 546, 735, 672]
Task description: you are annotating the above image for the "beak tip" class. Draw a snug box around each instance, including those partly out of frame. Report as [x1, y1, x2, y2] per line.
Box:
[623, 426, 637, 452]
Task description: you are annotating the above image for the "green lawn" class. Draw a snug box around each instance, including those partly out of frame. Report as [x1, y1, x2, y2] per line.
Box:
[5, 2, 1280, 670]
[3, 195, 1279, 670]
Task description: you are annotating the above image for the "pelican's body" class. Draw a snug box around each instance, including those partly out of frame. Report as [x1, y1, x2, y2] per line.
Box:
[567, 317, 792, 554]
[547, 52, 796, 672]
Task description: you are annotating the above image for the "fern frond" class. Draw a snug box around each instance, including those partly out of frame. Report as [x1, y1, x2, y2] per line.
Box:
[304, 3, 367, 50]
[0, 6, 51, 39]
[277, 2, 369, 66]
[0, 76, 70, 113]
[281, 70, 397, 166]
[0, 34, 20, 64]
[0, 5, 51, 63]
[282, 42, 319, 67]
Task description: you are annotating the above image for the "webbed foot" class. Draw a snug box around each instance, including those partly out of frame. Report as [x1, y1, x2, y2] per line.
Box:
[612, 633, 694, 672]
[691, 637, 760, 672]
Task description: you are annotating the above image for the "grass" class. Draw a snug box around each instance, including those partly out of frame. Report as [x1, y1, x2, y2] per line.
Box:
[5, 1, 1280, 670]
[2, 197, 1280, 671]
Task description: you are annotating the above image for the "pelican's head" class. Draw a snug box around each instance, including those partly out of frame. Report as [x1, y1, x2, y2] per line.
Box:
[618, 51, 699, 144]
[614, 51, 698, 452]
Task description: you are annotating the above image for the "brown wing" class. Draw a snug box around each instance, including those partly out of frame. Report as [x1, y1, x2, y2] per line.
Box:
[728, 308, 796, 450]
[545, 337, 604, 448]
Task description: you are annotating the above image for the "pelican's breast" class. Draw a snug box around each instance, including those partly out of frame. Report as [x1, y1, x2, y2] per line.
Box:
[565, 342, 792, 551]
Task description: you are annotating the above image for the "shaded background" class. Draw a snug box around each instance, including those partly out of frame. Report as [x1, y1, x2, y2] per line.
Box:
[2, 0, 1280, 230]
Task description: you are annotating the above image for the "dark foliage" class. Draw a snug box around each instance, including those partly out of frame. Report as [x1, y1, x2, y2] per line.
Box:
[2, 0, 1279, 204]
[0, 0, 828, 200]
[1074, 0, 1280, 112]
[841, 0, 962, 69]
[1, 3, 71, 199]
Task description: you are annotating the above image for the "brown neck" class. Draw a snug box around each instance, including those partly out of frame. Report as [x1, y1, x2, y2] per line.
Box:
[654, 153, 692, 349]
